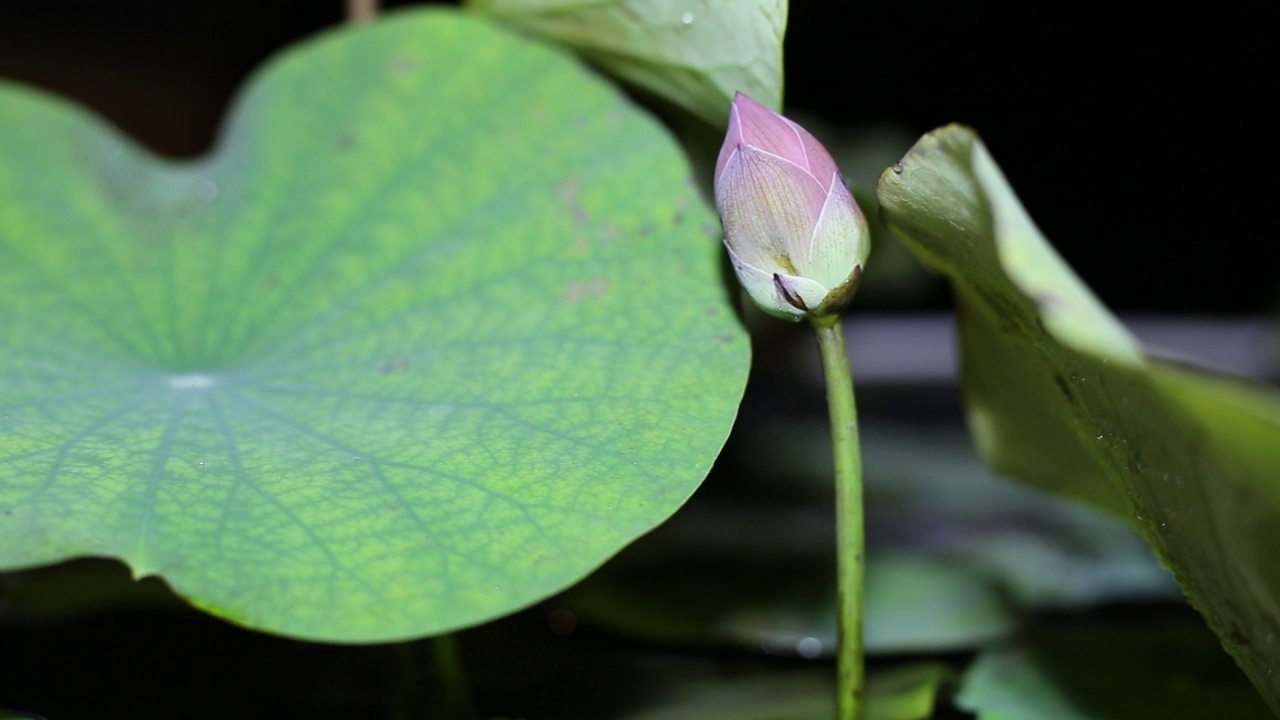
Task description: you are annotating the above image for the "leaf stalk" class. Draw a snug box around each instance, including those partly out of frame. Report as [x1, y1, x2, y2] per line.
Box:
[812, 316, 865, 720]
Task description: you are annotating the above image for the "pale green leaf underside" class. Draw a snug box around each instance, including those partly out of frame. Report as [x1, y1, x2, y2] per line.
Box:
[878, 125, 1280, 712]
[0, 9, 749, 642]
[467, 0, 786, 125]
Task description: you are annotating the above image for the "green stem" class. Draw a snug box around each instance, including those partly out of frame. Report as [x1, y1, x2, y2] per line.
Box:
[385, 641, 429, 720]
[384, 635, 474, 720]
[431, 633, 475, 719]
[812, 316, 864, 720]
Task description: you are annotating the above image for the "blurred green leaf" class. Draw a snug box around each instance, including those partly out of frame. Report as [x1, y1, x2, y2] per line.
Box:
[863, 555, 1013, 653]
[564, 537, 1013, 657]
[467, 0, 786, 125]
[957, 621, 1273, 719]
[617, 664, 949, 720]
[878, 124, 1280, 712]
[565, 421, 1177, 657]
[866, 663, 953, 720]
[750, 422, 1178, 609]
[0, 9, 749, 642]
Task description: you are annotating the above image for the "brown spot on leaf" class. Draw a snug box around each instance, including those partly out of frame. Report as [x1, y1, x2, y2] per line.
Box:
[378, 359, 411, 375]
[564, 277, 611, 304]
[389, 56, 418, 76]
[557, 178, 590, 227]
[673, 197, 691, 225]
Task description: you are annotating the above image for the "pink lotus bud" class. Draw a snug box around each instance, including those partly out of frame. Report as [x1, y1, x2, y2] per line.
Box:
[714, 93, 870, 321]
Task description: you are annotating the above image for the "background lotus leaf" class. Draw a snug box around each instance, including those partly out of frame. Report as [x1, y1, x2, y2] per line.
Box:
[468, 0, 786, 124]
[877, 124, 1280, 712]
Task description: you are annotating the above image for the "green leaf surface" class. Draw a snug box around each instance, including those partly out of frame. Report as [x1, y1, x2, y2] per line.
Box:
[878, 124, 1280, 712]
[467, 0, 786, 125]
[0, 9, 749, 642]
[957, 621, 1274, 720]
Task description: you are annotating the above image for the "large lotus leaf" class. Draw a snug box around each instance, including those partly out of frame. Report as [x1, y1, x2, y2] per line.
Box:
[877, 124, 1280, 712]
[0, 9, 750, 642]
[466, 0, 786, 125]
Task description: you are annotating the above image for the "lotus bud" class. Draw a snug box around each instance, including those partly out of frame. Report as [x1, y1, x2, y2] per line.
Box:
[714, 93, 870, 321]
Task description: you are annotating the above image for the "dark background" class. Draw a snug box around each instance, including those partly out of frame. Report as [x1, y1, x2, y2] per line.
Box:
[0, 1, 1274, 314]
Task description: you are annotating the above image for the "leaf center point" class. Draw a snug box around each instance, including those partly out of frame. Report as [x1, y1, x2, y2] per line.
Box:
[168, 373, 217, 390]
